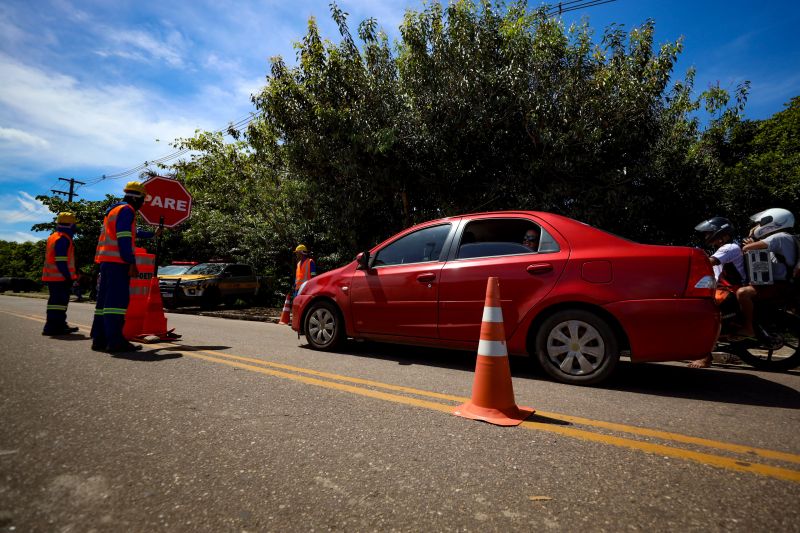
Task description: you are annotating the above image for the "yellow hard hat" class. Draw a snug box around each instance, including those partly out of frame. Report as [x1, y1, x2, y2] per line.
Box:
[123, 181, 147, 195]
[294, 244, 308, 253]
[56, 212, 76, 225]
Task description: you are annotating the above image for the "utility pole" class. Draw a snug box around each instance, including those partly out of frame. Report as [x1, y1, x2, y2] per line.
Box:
[51, 177, 86, 203]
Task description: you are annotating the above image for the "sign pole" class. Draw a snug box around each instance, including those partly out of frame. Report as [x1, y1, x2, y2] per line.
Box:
[154, 215, 165, 277]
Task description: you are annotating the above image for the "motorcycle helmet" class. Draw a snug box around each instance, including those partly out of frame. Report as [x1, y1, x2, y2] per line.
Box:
[694, 216, 735, 245]
[750, 208, 794, 239]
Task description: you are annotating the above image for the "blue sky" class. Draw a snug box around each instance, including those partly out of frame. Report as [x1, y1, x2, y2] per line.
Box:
[1, 0, 798, 242]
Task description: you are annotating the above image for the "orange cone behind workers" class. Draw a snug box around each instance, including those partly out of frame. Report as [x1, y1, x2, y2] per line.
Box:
[123, 247, 179, 341]
[278, 293, 292, 325]
[453, 277, 534, 426]
[122, 248, 153, 339]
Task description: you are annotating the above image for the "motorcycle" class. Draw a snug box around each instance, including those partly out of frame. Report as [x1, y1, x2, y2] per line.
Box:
[713, 279, 800, 371]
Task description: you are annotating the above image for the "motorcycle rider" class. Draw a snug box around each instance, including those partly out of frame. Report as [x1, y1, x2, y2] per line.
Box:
[694, 216, 746, 285]
[688, 217, 746, 368]
[735, 208, 797, 339]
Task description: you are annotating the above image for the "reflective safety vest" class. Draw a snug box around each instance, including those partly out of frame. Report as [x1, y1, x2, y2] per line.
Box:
[41, 232, 77, 282]
[295, 257, 314, 291]
[95, 204, 136, 264]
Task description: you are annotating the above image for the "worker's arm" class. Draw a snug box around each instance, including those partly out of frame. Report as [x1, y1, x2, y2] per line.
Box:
[115, 205, 137, 264]
[742, 241, 768, 253]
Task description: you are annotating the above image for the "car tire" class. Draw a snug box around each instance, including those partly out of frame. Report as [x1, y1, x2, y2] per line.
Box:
[535, 309, 619, 385]
[304, 301, 344, 351]
[201, 288, 221, 309]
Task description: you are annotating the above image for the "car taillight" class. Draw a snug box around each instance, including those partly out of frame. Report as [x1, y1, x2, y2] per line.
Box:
[684, 248, 716, 298]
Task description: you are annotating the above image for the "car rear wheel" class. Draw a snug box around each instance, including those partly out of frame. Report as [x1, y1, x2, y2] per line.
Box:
[304, 301, 344, 351]
[535, 310, 619, 385]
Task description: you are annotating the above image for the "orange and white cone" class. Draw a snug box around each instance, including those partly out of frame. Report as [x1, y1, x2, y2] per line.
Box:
[453, 277, 534, 426]
[278, 293, 292, 325]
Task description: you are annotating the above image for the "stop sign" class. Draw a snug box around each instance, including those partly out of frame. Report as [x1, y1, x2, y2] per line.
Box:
[140, 176, 193, 228]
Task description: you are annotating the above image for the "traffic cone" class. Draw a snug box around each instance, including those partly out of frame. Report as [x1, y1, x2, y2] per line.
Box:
[278, 293, 291, 325]
[123, 273, 150, 340]
[453, 277, 534, 426]
[140, 276, 169, 339]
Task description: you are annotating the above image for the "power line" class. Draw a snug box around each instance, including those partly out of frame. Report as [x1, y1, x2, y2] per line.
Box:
[546, 0, 617, 17]
[51, 177, 85, 203]
[75, 112, 259, 190]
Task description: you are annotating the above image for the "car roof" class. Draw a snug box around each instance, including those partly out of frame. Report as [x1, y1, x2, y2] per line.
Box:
[371, 210, 638, 251]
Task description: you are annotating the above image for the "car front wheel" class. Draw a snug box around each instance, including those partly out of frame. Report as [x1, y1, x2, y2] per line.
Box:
[535, 310, 619, 385]
[304, 301, 344, 351]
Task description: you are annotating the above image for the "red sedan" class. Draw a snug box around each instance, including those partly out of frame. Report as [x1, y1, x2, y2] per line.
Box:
[291, 211, 720, 385]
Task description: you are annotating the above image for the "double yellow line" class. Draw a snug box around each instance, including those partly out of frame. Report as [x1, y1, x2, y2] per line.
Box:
[4, 308, 800, 483]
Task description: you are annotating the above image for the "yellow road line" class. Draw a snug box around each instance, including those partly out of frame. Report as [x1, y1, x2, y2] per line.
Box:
[151, 348, 800, 484]
[3, 308, 800, 482]
[170, 345, 800, 467]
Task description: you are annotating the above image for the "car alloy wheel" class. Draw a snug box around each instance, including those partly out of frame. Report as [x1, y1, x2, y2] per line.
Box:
[305, 301, 343, 351]
[545, 320, 605, 375]
[535, 309, 619, 385]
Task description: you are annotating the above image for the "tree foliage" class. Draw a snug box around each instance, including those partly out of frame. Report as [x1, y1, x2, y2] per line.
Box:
[0, 239, 46, 280]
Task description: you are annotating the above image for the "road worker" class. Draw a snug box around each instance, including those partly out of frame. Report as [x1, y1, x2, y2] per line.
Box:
[294, 244, 316, 297]
[41, 212, 79, 335]
[90, 181, 159, 352]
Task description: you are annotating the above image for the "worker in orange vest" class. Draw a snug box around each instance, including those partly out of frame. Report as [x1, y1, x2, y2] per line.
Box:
[293, 244, 316, 297]
[90, 181, 159, 352]
[41, 212, 79, 335]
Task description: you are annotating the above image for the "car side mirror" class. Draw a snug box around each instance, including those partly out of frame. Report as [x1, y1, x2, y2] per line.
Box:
[356, 251, 371, 271]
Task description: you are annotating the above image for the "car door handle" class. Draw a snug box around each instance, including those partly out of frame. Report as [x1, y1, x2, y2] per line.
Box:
[417, 273, 436, 283]
[527, 263, 553, 275]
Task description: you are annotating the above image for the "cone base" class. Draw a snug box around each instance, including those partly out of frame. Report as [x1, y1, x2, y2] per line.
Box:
[453, 401, 534, 427]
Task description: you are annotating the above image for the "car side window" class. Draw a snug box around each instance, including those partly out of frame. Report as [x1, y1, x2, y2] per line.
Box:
[456, 219, 560, 259]
[373, 224, 451, 267]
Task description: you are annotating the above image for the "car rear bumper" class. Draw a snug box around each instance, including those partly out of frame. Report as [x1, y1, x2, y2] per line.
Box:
[604, 299, 720, 362]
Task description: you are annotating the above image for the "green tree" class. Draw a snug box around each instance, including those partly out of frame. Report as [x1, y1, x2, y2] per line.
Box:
[0, 239, 47, 281]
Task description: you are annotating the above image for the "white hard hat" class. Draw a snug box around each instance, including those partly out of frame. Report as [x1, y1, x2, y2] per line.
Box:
[751, 208, 794, 239]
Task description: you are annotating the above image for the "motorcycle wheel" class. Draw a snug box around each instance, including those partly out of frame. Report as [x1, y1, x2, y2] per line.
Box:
[730, 310, 800, 371]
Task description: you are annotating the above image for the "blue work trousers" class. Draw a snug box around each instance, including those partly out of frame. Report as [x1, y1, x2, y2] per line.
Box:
[44, 281, 71, 333]
[90, 262, 131, 348]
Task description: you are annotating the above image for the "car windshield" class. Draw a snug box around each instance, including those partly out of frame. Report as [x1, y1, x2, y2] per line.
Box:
[158, 265, 192, 276]
[185, 263, 227, 275]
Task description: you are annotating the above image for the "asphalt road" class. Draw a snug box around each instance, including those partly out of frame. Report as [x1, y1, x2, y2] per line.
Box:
[1, 294, 799, 532]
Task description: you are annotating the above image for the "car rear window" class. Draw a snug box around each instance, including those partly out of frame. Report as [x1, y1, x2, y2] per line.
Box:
[456, 218, 559, 259]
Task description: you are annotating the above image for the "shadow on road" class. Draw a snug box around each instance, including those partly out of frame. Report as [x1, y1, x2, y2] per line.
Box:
[171, 345, 232, 352]
[110, 349, 183, 362]
[46, 333, 91, 341]
[308, 340, 478, 372]
[315, 340, 800, 409]
[602, 360, 800, 408]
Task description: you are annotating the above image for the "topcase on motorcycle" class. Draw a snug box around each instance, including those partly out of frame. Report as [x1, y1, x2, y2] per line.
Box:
[746, 250, 774, 285]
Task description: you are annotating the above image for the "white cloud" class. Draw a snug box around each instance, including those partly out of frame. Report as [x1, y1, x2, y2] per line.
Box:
[0, 191, 51, 224]
[0, 230, 43, 242]
[107, 28, 187, 68]
[0, 53, 236, 179]
[750, 73, 800, 107]
[0, 127, 49, 148]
